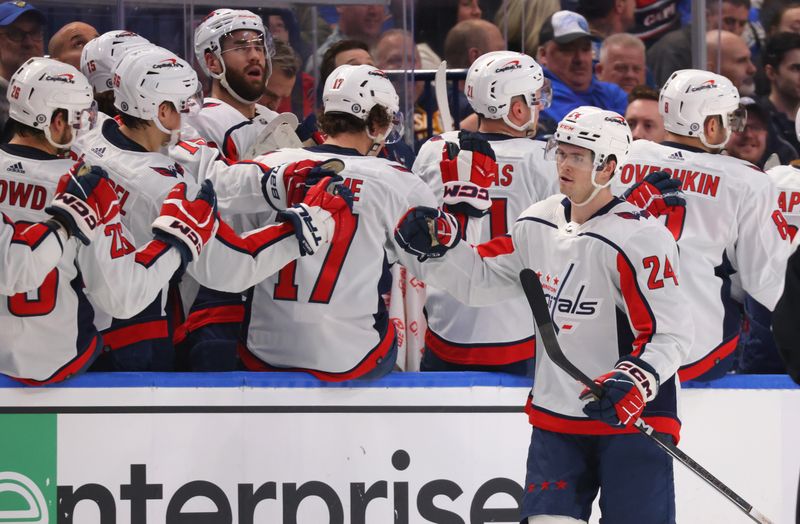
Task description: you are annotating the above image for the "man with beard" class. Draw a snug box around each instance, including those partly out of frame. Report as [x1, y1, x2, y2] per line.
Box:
[189, 9, 293, 162]
[707, 30, 757, 96]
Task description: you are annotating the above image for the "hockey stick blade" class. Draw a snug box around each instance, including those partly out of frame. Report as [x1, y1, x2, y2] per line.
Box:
[435, 61, 455, 132]
[518, 268, 774, 524]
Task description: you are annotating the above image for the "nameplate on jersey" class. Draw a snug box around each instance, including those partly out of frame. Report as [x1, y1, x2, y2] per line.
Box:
[619, 163, 720, 199]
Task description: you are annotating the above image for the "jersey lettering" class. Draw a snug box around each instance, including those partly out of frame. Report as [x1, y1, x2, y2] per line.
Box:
[643, 255, 678, 289]
[771, 209, 791, 241]
[778, 190, 800, 214]
[8, 268, 58, 317]
[497, 164, 513, 187]
[0, 180, 47, 211]
[342, 177, 363, 202]
[619, 164, 720, 198]
[106, 179, 130, 216]
[104, 222, 136, 259]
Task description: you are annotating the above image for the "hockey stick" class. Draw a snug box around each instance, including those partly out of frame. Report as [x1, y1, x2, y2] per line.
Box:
[518, 268, 774, 524]
[435, 61, 455, 132]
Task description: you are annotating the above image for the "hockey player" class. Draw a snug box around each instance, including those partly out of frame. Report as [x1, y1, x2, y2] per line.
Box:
[612, 69, 791, 382]
[395, 107, 691, 523]
[189, 8, 299, 162]
[412, 50, 558, 376]
[230, 64, 439, 380]
[79, 46, 353, 371]
[0, 57, 219, 384]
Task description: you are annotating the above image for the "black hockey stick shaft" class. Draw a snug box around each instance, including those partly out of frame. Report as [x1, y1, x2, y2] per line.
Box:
[519, 268, 773, 524]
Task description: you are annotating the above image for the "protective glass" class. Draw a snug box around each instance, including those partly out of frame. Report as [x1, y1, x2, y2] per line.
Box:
[70, 100, 99, 132]
[384, 111, 406, 144]
[179, 88, 204, 117]
[530, 79, 552, 110]
[544, 137, 595, 169]
[728, 107, 747, 133]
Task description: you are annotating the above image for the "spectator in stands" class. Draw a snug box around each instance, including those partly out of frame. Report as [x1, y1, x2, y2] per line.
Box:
[263, 8, 312, 67]
[416, 0, 485, 59]
[764, 2, 800, 36]
[0, 0, 44, 131]
[761, 32, 800, 153]
[48, 22, 98, 70]
[648, 0, 751, 87]
[625, 85, 665, 142]
[726, 97, 797, 168]
[595, 33, 645, 93]
[305, 5, 386, 74]
[457, 0, 483, 22]
[261, 40, 298, 112]
[537, 10, 628, 133]
[707, 30, 757, 96]
[575, 0, 636, 59]
[494, 0, 559, 55]
[629, 0, 681, 45]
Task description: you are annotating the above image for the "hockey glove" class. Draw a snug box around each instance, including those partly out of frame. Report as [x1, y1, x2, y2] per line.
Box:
[579, 356, 660, 427]
[277, 176, 354, 256]
[440, 131, 497, 218]
[45, 163, 119, 245]
[152, 180, 219, 267]
[623, 171, 685, 218]
[261, 158, 345, 211]
[394, 206, 461, 261]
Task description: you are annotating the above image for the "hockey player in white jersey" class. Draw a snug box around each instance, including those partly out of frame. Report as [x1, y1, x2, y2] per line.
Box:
[612, 69, 791, 382]
[228, 64, 438, 380]
[412, 50, 558, 376]
[767, 112, 800, 240]
[188, 8, 298, 162]
[79, 46, 354, 371]
[0, 57, 220, 384]
[395, 107, 690, 523]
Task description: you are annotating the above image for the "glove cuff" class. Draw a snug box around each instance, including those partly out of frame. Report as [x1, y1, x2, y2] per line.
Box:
[152, 216, 204, 261]
[614, 356, 659, 402]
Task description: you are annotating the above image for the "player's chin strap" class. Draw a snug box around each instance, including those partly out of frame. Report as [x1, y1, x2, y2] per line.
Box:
[44, 127, 76, 152]
[569, 164, 613, 208]
[365, 126, 389, 157]
[501, 113, 535, 134]
[698, 127, 731, 150]
[153, 114, 181, 147]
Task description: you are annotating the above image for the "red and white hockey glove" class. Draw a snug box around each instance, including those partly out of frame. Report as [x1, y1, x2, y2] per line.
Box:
[152, 180, 219, 266]
[440, 131, 498, 218]
[623, 171, 685, 217]
[394, 206, 461, 261]
[277, 176, 354, 256]
[579, 356, 660, 427]
[45, 163, 120, 245]
[262, 158, 345, 211]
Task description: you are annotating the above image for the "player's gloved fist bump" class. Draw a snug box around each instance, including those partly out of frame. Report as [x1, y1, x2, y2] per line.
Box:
[395, 206, 461, 261]
[45, 163, 119, 245]
[579, 356, 660, 427]
[152, 180, 219, 266]
[262, 158, 345, 210]
[440, 131, 497, 217]
[623, 170, 685, 217]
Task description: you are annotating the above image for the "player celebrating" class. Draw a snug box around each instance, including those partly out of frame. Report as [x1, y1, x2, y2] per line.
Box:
[189, 8, 298, 161]
[230, 64, 438, 380]
[412, 50, 558, 376]
[612, 69, 791, 381]
[395, 107, 691, 523]
[79, 46, 353, 371]
[0, 57, 218, 384]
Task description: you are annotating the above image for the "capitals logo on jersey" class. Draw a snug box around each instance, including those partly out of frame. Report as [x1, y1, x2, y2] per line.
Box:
[539, 262, 602, 333]
[151, 163, 185, 178]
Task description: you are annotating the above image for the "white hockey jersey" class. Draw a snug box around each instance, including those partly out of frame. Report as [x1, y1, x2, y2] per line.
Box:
[0, 215, 66, 295]
[236, 144, 439, 380]
[413, 131, 558, 366]
[767, 162, 800, 241]
[407, 195, 691, 442]
[0, 143, 183, 383]
[78, 118, 315, 353]
[613, 140, 791, 381]
[183, 98, 278, 162]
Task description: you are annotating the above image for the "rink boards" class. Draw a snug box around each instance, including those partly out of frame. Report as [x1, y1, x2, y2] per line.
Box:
[0, 372, 796, 524]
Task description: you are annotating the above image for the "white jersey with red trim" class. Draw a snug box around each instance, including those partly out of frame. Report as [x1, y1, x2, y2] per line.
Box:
[183, 98, 278, 162]
[0, 143, 183, 383]
[0, 216, 65, 295]
[406, 195, 690, 441]
[79, 118, 316, 351]
[237, 144, 439, 379]
[612, 140, 791, 380]
[413, 131, 558, 366]
[767, 163, 800, 242]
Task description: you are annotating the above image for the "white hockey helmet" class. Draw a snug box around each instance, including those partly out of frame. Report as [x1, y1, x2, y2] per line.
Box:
[322, 64, 404, 145]
[464, 50, 551, 133]
[81, 30, 152, 93]
[546, 106, 632, 206]
[659, 69, 745, 149]
[113, 46, 202, 136]
[8, 57, 97, 149]
[194, 8, 273, 104]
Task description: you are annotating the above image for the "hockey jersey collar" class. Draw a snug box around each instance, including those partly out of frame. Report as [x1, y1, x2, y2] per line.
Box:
[101, 118, 149, 153]
[474, 132, 520, 142]
[561, 196, 624, 222]
[0, 143, 59, 161]
[305, 144, 362, 157]
[659, 140, 706, 154]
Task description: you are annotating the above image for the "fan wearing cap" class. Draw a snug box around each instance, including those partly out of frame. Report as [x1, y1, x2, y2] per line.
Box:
[613, 69, 792, 382]
[536, 10, 628, 135]
[727, 97, 797, 169]
[0, 0, 45, 130]
[394, 107, 689, 523]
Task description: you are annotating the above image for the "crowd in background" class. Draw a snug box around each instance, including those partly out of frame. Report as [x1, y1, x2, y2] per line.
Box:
[0, 0, 798, 378]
